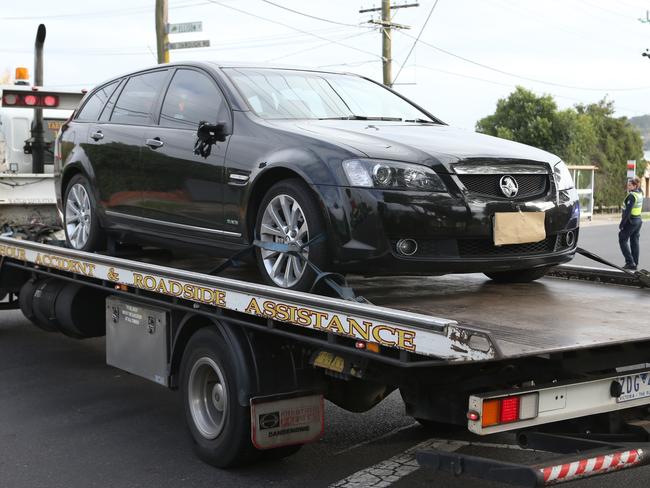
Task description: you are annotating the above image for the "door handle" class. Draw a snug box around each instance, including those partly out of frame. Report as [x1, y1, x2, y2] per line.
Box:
[90, 131, 103, 141]
[145, 138, 164, 149]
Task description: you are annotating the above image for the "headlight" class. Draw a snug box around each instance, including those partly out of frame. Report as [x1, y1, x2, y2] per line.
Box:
[342, 159, 446, 192]
[553, 161, 574, 191]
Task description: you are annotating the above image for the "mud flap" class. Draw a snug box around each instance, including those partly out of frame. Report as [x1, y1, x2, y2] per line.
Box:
[250, 391, 324, 450]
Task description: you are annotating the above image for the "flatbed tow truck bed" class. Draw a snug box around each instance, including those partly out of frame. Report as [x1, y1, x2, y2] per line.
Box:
[2, 236, 650, 486]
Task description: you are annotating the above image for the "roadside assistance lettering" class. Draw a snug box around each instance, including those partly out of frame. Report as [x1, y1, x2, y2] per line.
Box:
[244, 297, 416, 351]
[131, 272, 227, 307]
[35, 253, 96, 277]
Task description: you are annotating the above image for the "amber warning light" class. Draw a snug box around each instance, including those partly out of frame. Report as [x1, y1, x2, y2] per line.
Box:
[2, 90, 59, 108]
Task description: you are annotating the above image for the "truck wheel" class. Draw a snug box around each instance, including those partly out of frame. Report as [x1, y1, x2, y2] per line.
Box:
[180, 327, 260, 468]
[255, 179, 327, 291]
[63, 174, 105, 251]
[484, 266, 551, 283]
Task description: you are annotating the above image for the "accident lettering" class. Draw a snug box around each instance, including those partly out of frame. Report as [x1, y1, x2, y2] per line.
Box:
[244, 298, 416, 351]
[131, 272, 226, 307]
[35, 253, 96, 277]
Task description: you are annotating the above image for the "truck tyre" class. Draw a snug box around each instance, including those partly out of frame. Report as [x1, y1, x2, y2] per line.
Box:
[180, 327, 260, 468]
[255, 179, 327, 291]
[18, 279, 38, 323]
[63, 174, 105, 252]
[484, 266, 551, 283]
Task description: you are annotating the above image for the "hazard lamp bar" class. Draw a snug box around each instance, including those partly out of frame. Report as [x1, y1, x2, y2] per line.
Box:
[417, 435, 650, 487]
[1, 88, 83, 111]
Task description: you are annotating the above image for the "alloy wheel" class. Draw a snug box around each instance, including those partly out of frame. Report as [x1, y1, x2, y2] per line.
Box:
[259, 194, 309, 288]
[188, 357, 228, 440]
[65, 183, 92, 249]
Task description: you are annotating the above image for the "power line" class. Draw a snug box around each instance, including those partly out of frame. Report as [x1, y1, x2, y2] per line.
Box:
[205, 0, 383, 61]
[265, 31, 374, 62]
[0, 0, 207, 20]
[393, 0, 440, 84]
[396, 30, 650, 92]
[260, 0, 373, 28]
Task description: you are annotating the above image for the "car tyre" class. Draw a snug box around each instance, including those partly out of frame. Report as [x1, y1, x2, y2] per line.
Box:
[254, 179, 327, 291]
[484, 266, 551, 283]
[180, 327, 260, 468]
[63, 174, 105, 251]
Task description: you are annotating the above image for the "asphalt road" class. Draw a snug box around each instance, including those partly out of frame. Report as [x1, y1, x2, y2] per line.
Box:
[571, 220, 648, 269]
[1, 222, 649, 488]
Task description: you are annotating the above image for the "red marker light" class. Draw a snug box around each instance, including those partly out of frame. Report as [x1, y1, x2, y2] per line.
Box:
[467, 410, 480, 421]
[23, 94, 38, 106]
[355, 341, 366, 350]
[2, 94, 18, 106]
[499, 396, 520, 423]
[43, 95, 58, 107]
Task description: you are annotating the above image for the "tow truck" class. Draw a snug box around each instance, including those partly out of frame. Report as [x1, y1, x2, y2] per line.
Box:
[2, 24, 650, 487]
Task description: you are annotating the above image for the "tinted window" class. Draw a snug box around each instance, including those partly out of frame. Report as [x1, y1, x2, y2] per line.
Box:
[159, 69, 225, 129]
[98, 78, 125, 122]
[111, 70, 168, 125]
[76, 81, 119, 121]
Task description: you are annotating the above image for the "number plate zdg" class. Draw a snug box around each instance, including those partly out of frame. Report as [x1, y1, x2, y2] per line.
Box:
[616, 372, 650, 403]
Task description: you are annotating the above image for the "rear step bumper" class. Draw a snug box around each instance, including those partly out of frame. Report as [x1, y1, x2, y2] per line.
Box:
[417, 431, 650, 486]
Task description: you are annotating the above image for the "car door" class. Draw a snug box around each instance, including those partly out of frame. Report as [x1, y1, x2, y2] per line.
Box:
[140, 68, 231, 234]
[95, 69, 170, 219]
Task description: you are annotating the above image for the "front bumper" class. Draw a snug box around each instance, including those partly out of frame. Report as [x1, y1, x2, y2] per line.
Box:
[315, 184, 580, 274]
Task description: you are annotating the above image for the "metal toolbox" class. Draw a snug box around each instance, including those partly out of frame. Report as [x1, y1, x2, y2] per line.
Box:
[106, 297, 169, 386]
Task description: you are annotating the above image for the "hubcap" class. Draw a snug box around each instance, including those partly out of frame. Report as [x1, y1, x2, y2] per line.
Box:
[259, 194, 309, 288]
[188, 357, 228, 440]
[65, 183, 92, 249]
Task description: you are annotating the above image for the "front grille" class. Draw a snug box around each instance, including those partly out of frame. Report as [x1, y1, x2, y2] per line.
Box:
[458, 236, 558, 257]
[458, 174, 550, 200]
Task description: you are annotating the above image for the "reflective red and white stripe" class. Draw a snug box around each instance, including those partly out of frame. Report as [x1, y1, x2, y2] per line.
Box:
[540, 449, 644, 484]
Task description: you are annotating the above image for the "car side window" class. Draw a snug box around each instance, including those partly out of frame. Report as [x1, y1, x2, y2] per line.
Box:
[110, 70, 168, 125]
[159, 69, 225, 129]
[98, 78, 125, 122]
[76, 81, 119, 121]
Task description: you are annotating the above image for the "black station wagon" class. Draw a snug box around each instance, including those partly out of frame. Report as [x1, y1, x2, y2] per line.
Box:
[54, 62, 580, 290]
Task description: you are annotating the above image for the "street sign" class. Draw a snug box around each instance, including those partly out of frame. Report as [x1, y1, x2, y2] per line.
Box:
[167, 40, 210, 50]
[167, 21, 202, 34]
[627, 160, 636, 179]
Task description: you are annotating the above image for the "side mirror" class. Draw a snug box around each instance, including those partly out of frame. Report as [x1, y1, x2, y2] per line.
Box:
[194, 121, 229, 158]
[196, 121, 228, 143]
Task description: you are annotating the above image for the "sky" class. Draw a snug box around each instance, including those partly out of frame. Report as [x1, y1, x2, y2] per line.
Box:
[2, 0, 650, 130]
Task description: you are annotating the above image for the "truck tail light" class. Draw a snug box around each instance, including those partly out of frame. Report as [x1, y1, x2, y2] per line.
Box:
[480, 393, 539, 427]
[2, 92, 60, 108]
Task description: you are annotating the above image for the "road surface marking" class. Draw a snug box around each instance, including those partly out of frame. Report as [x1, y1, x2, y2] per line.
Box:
[329, 438, 524, 487]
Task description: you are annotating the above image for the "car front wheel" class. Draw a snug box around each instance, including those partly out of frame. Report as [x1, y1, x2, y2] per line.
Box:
[255, 179, 327, 291]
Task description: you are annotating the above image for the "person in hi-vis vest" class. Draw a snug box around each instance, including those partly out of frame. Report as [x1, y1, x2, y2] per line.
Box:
[619, 176, 644, 270]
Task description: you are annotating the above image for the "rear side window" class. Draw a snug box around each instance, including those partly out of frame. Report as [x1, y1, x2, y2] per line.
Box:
[159, 69, 225, 129]
[111, 70, 168, 125]
[98, 78, 125, 122]
[76, 81, 119, 121]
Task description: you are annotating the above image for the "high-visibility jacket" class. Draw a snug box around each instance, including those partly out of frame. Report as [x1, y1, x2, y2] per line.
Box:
[630, 190, 643, 217]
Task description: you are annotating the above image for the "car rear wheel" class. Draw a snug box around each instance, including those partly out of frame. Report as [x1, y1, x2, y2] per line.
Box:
[63, 174, 105, 251]
[255, 179, 327, 291]
[484, 266, 551, 283]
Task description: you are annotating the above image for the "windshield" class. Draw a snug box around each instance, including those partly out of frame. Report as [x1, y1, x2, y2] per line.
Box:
[223, 68, 436, 122]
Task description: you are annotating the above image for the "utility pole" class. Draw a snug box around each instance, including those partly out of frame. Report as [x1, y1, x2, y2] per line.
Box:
[155, 0, 169, 64]
[360, 2, 418, 87]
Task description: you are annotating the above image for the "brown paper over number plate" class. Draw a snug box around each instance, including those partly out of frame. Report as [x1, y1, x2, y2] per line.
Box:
[493, 212, 546, 246]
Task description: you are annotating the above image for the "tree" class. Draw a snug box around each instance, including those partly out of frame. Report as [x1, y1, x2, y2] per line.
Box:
[476, 88, 644, 207]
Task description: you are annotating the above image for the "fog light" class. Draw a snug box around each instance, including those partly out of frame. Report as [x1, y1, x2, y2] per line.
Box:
[565, 230, 575, 247]
[396, 239, 418, 256]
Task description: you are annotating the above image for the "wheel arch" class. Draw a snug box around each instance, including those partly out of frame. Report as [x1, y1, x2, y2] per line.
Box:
[245, 165, 333, 242]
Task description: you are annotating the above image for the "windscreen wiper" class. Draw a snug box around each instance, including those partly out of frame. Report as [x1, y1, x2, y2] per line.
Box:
[404, 118, 438, 124]
[318, 115, 404, 121]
